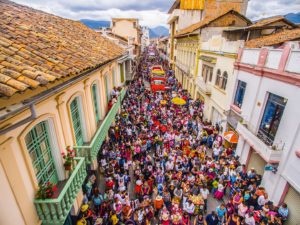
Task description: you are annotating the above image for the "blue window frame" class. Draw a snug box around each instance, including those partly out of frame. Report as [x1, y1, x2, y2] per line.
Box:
[258, 93, 287, 145]
[234, 80, 247, 108]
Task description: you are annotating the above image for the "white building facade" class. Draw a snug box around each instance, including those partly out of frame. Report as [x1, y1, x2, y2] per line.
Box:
[232, 44, 300, 225]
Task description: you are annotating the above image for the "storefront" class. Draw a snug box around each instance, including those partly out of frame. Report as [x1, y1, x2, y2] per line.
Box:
[246, 148, 266, 175]
[283, 185, 300, 225]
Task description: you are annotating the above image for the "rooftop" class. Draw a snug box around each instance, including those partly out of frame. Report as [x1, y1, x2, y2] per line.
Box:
[0, 0, 124, 98]
[175, 10, 252, 38]
[245, 28, 300, 48]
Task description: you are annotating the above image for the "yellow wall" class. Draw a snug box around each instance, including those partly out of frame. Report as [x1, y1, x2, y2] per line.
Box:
[0, 61, 119, 225]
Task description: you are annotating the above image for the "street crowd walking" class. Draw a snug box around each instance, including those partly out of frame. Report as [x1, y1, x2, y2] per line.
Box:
[76, 47, 289, 225]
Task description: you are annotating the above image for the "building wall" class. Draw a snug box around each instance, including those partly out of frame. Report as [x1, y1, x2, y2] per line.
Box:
[234, 47, 300, 204]
[112, 20, 138, 42]
[0, 62, 120, 225]
[204, 0, 248, 16]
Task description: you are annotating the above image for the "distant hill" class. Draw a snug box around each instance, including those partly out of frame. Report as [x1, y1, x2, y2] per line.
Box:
[149, 26, 169, 38]
[80, 19, 110, 29]
[285, 12, 300, 24]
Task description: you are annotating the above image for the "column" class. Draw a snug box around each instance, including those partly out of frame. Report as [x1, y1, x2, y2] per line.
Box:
[55, 93, 74, 147]
[83, 78, 97, 136]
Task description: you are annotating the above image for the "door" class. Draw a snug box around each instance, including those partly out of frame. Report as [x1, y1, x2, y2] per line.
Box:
[284, 186, 300, 225]
[247, 148, 266, 176]
[25, 121, 59, 184]
[70, 97, 84, 146]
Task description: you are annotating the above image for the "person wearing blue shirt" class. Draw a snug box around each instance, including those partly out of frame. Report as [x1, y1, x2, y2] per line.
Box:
[278, 203, 289, 221]
[216, 203, 227, 224]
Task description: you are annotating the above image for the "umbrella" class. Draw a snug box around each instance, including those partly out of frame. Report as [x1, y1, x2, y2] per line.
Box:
[171, 97, 186, 105]
[223, 131, 239, 143]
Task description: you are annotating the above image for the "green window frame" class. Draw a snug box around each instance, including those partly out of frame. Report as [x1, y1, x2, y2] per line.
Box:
[25, 121, 58, 184]
[70, 97, 84, 146]
[91, 83, 101, 125]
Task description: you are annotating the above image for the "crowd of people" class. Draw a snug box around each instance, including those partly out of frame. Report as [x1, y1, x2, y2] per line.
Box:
[76, 48, 289, 225]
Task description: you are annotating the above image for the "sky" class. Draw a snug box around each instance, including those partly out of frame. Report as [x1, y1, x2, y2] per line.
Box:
[11, 0, 300, 28]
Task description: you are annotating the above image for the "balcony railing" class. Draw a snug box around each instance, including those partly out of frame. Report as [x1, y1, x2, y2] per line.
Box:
[236, 122, 282, 163]
[195, 76, 212, 95]
[74, 88, 127, 164]
[34, 157, 87, 225]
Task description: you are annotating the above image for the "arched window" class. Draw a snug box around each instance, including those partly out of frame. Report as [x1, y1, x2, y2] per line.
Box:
[221, 71, 228, 90]
[215, 69, 221, 86]
[70, 97, 84, 145]
[91, 83, 101, 125]
[25, 121, 58, 184]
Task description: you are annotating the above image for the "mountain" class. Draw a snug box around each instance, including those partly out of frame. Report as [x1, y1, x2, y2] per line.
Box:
[285, 13, 300, 24]
[80, 19, 110, 29]
[149, 26, 169, 38]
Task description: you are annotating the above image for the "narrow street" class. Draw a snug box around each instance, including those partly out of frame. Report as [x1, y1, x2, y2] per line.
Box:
[92, 47, 243, 225]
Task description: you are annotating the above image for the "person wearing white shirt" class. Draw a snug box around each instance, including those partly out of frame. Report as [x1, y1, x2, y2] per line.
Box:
[165, 159, 174, 171]
[184, 200, 195, 217]
[257, 193, 268, 209]
[200, 186, 210, 212]
[244, 212, 256, 225]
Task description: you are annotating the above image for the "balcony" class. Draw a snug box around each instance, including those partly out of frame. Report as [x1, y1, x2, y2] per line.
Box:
[34, 157, 87, 225]
[195, 76, 212, 95]
[74, 88, 127, 164]
[236, 122, 283, 163]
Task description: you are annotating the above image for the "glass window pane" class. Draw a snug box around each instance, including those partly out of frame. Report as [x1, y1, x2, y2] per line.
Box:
[258, 93, 287, 144]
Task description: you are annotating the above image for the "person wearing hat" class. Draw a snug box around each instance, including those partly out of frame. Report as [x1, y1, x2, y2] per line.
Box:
[76, 213, 87, 225]
[79, 204, 93, 225]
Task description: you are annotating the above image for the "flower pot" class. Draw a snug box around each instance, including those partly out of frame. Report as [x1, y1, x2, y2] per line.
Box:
[64, 164, 72, 171]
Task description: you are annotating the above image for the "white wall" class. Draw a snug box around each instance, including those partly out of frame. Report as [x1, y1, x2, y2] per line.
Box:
[240, 49, 260, 65]
[286, 50, 300, 73]
[236, 69, 300, 200]
[265, 49, 282, 70]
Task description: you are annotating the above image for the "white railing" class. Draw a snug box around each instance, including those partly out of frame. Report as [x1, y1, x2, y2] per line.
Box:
[196, 76, 211, 94]
[265, 49, 282, 70]
[285, 50, 300, 74]
[240, 49, 260, 65]
[237, 122, 283, 163]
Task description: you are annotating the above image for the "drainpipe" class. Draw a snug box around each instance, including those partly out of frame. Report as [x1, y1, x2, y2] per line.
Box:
[0, 104, 37, 135]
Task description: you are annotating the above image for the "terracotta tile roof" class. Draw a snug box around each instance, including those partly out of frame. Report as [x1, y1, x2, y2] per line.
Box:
[174, 10, 251, 38]
[249, 16, 297, 29]
[245, 28, 300, 48]
[0, 0, 124, 98]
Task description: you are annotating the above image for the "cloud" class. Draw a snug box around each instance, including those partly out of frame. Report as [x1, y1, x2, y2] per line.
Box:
[12, 0, 173, 27]
[246, 0, 300, 20]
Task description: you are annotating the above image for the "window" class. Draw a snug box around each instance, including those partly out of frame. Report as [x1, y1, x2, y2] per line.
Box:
[25, 121, 58, 184]
[258, 93, 287, 145]
[70, 97, 84, 146]
[215, 69, 221, 86]
[234, 80, 247, 108]
[202, 65, 213, 83]
[91, 83, 101, 125]
[221, 71, 228, 90]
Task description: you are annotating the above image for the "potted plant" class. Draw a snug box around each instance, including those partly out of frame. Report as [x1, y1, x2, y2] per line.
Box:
[36, 182, 57, 199]
[62, 146, 75, 171]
